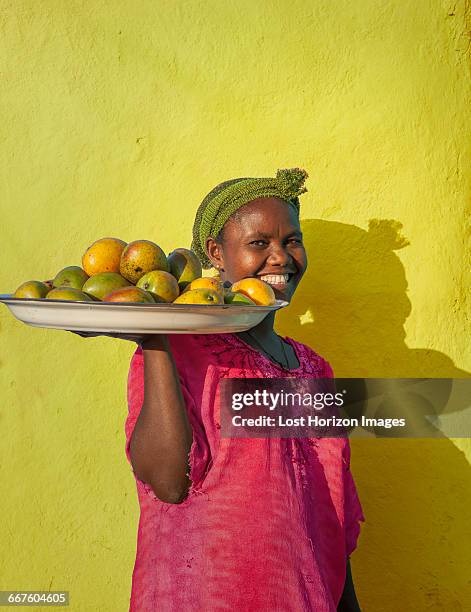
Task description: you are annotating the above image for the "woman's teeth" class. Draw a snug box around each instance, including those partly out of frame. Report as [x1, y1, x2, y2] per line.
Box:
[259, 274, 290, 286]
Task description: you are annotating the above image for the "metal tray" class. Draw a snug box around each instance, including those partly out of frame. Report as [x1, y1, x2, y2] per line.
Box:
[0, 294, 288, 334]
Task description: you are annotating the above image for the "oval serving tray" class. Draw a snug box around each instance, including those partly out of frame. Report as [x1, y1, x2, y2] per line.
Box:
[0, 294, 288, 334]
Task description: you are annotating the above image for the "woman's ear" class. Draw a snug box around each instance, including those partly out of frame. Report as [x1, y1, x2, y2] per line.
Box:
[205, 237, 225, 271]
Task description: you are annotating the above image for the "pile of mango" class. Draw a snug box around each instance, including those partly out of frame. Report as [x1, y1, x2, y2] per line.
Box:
[13, 238, 276, 306]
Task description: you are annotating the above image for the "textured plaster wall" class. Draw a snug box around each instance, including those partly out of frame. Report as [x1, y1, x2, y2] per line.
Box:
[1, 1, 470, 610]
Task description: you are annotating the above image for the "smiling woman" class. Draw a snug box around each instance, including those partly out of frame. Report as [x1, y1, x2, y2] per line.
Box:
[125, 168, 365, 612]
[206, 196, 306, 301]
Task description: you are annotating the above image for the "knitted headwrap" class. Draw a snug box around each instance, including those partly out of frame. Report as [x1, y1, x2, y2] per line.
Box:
[191, 167, 308, 269]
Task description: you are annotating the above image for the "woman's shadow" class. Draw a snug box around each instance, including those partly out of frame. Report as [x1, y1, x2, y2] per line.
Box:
[276, 218, 471, 611]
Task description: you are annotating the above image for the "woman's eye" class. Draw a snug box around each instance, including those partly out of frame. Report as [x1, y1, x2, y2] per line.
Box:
[250, 239, 302, 247]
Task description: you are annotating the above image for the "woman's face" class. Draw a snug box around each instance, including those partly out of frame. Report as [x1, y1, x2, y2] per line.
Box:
[206, 197, 307, 302]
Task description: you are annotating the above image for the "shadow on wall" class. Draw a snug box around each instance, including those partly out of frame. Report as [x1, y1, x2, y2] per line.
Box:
[278, 218, 468, 378]
[276, 218, 471, 610]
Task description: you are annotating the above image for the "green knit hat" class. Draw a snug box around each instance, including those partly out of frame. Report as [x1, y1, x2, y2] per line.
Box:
[191, 167, 308, 269]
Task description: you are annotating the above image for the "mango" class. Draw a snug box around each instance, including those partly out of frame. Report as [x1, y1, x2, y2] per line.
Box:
[173, 288, 224, 305]
[53, 266, 89, 290]
[120, 240, 169, 284]
[82, 237, 127, 276]
[230, 278, 276, 306]
[102, 286, 155, 303]
[82, 272, 130, 301]
[184, 276, 224, 295]
[14, 280, 50, 299]
[46, 288, 94, 301]
[224, 291, 256, 306]
[167, 248, 202, 290]
[136, 270, 180, 303]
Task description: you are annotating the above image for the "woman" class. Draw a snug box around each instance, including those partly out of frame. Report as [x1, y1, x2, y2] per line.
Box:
[126, 168, 365, 611]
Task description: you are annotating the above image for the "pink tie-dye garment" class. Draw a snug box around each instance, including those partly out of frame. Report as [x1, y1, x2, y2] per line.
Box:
[125, 333, 365, 612]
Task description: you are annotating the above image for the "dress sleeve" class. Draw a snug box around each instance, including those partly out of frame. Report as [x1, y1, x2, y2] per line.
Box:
[318, 354, 365, 556]
[342, 439, 366, 557]
[124, 346, 212, 504]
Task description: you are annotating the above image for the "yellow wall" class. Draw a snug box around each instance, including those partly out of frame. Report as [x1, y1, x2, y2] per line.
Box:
[1, 1, 470, 610]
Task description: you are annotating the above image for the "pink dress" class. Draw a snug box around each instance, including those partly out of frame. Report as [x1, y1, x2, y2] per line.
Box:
[125, 333, 365, 612]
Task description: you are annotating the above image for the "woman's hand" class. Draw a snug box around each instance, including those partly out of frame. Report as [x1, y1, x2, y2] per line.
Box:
[67, 331, 170, 346]
[67, 330, 148, 344]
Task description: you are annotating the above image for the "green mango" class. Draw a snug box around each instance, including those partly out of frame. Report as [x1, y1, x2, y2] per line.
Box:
[53, 266, 89, 290]
[14, 280, 49, 299]
[46, 288, 94, 301]
[167, 248, 202, 291]
[82, 272, 130, 301]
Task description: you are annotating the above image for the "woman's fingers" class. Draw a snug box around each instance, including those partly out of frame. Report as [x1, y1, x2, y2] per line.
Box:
[67, 330, 104, 338]
[66, 330, 145, 343]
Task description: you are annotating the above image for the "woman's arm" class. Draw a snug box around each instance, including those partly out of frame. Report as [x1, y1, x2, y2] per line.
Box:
[337, 558, 361, 612]
[128, 335, 194, 504]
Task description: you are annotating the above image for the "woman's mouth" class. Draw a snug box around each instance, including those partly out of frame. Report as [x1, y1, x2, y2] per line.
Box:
[258, 273, 294, 290]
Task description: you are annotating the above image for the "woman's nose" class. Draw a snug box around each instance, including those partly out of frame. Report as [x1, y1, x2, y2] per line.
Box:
[267, 243, 292, 265]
